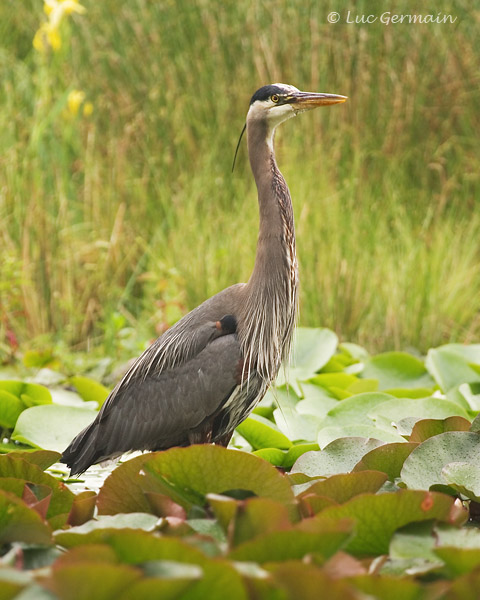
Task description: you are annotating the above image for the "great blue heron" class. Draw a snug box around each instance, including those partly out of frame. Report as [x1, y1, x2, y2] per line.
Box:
[62, 84, 347, 474]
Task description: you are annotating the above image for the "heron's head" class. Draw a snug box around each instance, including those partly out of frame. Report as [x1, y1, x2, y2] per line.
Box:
[247, 83, 347, 129]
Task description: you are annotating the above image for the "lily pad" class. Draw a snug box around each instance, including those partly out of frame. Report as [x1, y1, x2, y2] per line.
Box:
[236, 414, 292, 450]
[426, 344, 480, 392]
[12, 405, 97, 452]
[291, 438, 385, 477]
[409, 417, 471, 443]
[353, 443, 418, 480]
[143, 446, 295, 512]
[0, 490, 52, 546]
[401, 431, 480, 491]
[70, 376, 110, 408]
[229, 524, 352, 563]
[55, 513, 162, 548]
[361, 352, 434, 390]
[276, 328, 338, 393]
[307, 490, 464, 556]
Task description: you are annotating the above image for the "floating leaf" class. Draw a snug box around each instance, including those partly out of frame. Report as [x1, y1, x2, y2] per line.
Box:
[361, 352, 434, 390]
[441, 462, 480, 502]
[229, 524, 352, 563]
[12, 405, 97, 452]
[67, 491, 97, 526]
[283, 443, 320, 469]
[142, 446, 295, 513]
[231, 497, 292, 546]
[251, 448, 285, 466]
[369, 397, 469, 427]
[70, 376, 110, 408]
[0, 380, 52, 406]
[276, 328, 338, 393]
[6, 450, 61, 471]
[55, 513, 161, 548]
[306, 490, 463, 556]
[97, 454, 151, 515]
[409, 417, 471, 443]
[236, 414, 292, 450]
[318, 424, 405, 448]
[291, 438, 384, 478]
[266, 561, 358, 600]
[348, 574, 425, 600]
[297, 471, 387, 502]
[353, 443, 418, 480]
[0, 567, 32, 600]
[0, 490, 52, 546]
[426, 345, 480, 393]
[43, 563, 142, 600]
[0, 390, 24, 429]
[273, 406, 321, 443]
[0, 454, 74, 524]
[401, 432, 480, 491]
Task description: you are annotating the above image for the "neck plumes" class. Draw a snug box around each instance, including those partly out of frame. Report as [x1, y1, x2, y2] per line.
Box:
[240, 117, 298, 383]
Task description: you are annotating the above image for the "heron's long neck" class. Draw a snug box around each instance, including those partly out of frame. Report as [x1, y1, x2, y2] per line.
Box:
[240, 119, 298, 381]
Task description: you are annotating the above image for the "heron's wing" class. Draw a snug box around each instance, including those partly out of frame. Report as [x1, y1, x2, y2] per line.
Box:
[62, 334, 242, 472]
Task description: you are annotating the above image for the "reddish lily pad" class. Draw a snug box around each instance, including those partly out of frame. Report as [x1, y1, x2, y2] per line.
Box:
[297, 470, 387, 503]
[409, 417, 471, 443]
[0, 490, 52, 546]
[353, 443, 418, 481]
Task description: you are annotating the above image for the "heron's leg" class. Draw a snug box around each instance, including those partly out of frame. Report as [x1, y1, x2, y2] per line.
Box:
[216, 431, 234, 447]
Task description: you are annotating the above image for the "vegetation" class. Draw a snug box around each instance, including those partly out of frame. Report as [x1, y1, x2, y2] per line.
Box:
[2, 329, 480, 597]
[0, 0, 478, 358]
[1, 3, 479, 596]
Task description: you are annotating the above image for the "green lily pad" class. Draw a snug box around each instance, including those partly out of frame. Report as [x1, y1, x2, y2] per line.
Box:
[276, 328, 338, 393]
[0, 454, 74, 523]
[251, 447, 285, 466]
[236, 414, 292, 450]
[97, 454, 154, 516]
[231, 497, 291, 546]
[273, 406, 321, 443]
[0, 390, 24, 429]
[401, 431, 480, 491]
[143, 446, 294, 513]
[70, 376, 110, 408]
[55, 513, 162, 548]
[361, 352, 434, 390]
[12, 405, 97, 452]
[307, 490, 463, 556]
[44, 563, 142, 600]
[297, 470, 387, 502]
[0, 490, 52, 546]
[229, 524, 352, 563]
[426, 344, 480, 392]
[283, 443, 320, 469]
[441, 462, 480, 501]
[369, 397, 469, 427]
[291, 437, 385, 477]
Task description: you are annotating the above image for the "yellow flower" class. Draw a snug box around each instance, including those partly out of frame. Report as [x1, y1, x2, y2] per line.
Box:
[67, 90, 86, 116]
[83, 102, 94, 117]
[33, 22, 61, 52]
[35, 0, 86, 52]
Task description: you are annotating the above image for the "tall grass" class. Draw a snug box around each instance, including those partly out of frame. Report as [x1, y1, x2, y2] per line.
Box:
[0, 0, 479, 358]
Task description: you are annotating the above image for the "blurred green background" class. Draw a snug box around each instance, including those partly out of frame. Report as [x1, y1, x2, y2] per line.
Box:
[0, 0, 478, 360]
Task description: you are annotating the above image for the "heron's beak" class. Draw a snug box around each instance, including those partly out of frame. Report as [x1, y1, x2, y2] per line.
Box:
[289, 92, 347, 110]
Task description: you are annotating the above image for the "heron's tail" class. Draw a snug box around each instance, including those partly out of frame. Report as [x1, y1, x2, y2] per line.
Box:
[60, 421, 102, 476]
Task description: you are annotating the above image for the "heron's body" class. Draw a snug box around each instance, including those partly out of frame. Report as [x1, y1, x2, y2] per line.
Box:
[62, 84, 346, 474]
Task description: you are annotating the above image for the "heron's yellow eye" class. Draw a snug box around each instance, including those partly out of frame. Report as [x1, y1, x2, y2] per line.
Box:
[271, 94, 279, 103]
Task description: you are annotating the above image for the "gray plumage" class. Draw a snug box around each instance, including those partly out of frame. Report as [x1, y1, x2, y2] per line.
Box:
[62, 84, 347, 474]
